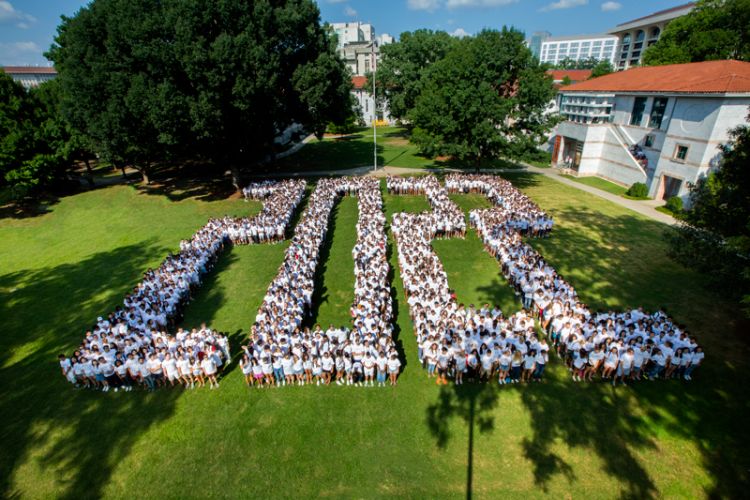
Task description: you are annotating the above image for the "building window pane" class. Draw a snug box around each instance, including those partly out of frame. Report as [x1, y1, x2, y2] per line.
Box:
[645, 135, 655, 148]
[675, 145, 689, 161]
[630, 97, 647, 126]
[649, 97, 668, 129]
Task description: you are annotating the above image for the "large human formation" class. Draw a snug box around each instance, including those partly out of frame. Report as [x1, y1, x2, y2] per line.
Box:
[61, 174, 704, 391]
[391, 174, 703, 386]
[242, 177, 400, 388]
[59, 180, 306, 391]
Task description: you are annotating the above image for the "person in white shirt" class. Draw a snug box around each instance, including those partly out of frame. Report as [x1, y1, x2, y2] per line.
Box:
[201, 356, 219, 389]
[387, 354, 401, 386]
[683, 346, 703, 380]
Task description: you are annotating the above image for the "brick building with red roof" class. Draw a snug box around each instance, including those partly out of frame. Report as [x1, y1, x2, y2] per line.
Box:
[552, 60, 750, 201]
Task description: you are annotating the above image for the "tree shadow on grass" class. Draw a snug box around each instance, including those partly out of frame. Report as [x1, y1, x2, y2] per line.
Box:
[426, 383, 499, 500]
[513, 205, 750, 498]
[134, 162, 237, 203]
[0, 242, 182, 498]
[275, 138, 386, 173]
[0, 236, 242, 498]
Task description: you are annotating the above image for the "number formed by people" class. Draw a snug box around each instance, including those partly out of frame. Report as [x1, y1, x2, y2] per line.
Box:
[59, 180, 307, 391]
[241, 177, 400, 389]
[389, 174, 701, 387]
[61, 174, 703, 392]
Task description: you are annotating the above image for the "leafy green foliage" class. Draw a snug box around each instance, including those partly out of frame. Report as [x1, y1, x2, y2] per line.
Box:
[665, 196, 684, 214]
[551, 56, 604, 70]
[666, 112, 750, 314]
[0, 73, 72, 198]
[560, 75, 572, 86]
[47, 0, 352, 183]
[590, 60, 614, 78]
[367, 29, 456, 121]
[643, 0, 750, 66]
[408, 29, 558, 167]
[626, 182, 649, 198]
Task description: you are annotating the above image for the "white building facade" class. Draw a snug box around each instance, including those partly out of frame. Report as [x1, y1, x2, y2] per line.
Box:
[553, 61, 750, 202]
[539, 34, 618, 66]
[607, 2, 695, 70]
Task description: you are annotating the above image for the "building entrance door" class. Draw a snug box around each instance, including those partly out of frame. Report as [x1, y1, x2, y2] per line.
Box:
[661, 175, 682, 200]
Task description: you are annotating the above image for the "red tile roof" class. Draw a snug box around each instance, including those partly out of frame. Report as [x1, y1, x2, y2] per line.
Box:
[546, 69, 592, 83]
[1, 66, 57, 74]
[561, 60, 750, 94]
[352, 76, 367, 89]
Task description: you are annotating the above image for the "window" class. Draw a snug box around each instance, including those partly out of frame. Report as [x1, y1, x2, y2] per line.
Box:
[650, 27, 660, 39]
[622, 34, 631, 44]
[644, 135, 655, 148]
[630, 97, 647, 126]
[635, 30, 645, 42]
[649, 97, 668, 129]
[674, 145, 689, 161]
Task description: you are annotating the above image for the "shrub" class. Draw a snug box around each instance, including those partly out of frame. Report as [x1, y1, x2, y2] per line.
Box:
[665, 196, 683, 214]
[626, 182, 649, 198]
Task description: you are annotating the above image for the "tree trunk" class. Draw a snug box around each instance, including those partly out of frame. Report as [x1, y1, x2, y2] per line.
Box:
[119, 163, 127, 179]
[475, 156, 481, 174]
[83, 158, 95, 187]
[229, 166, 242, 193]
[140, 162, 151, 185]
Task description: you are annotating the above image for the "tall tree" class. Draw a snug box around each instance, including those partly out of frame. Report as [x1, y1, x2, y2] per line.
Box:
[367, 29, 456, 122]
[408, 28, 557, 170]
[48, 0, 352, 186]
[643, 0, 750, 66]
[0, 73, 69, 197]
[665, 111, 750, 314]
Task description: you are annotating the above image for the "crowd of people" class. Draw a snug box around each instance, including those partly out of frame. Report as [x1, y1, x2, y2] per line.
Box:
[629, 143, 649, 169]
[390, 174, 703, 386]
[242, 177, 401, 387]
[60, 180, 306, 391]
[61, 173, 704, 391]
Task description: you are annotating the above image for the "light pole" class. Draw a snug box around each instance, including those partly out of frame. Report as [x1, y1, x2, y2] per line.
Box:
[372, 40, 377, 172]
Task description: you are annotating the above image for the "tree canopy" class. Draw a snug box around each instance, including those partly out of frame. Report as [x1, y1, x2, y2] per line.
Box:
[666, 111, 750, 314]
[643, 0, 750, 66]
[47, 0, 352, 185]
[367, 29, 456, 122]
[0, 73, 74, 197]
[590, 60, 614, 79]
[550, 56, 604, 70]
[408, 28, 557, 168]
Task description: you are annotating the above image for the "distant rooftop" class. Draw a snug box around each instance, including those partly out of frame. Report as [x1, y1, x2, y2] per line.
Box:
[2, 66, 57, 74]
[544, 33, 617, 42]
[616, 2, 696, 27]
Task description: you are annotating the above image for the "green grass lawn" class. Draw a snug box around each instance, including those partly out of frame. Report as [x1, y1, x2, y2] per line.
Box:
[1, 173, 748, 498]
[275, 126, 526, 172]
[562, 175, 629, 196]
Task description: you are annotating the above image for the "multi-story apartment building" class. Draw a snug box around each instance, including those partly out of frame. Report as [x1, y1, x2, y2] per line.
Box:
[539, 34, 618, 66]
[553, 60, 750, 201]
[607, 2, 695, 70]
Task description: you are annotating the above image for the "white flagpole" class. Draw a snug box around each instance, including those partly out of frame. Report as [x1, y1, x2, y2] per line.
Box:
[372, 41, 377, 172]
